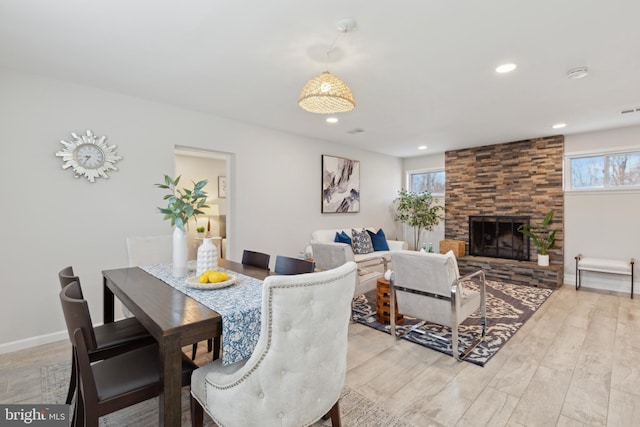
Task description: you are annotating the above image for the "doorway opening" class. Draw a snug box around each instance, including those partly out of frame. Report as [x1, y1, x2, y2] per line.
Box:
[174, 146, 232, 260]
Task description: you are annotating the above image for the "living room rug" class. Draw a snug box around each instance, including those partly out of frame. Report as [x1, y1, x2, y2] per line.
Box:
[353, 279, 553, 366]
[41, 361, 409, 427]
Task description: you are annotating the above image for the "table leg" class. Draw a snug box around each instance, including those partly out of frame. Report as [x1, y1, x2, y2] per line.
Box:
[103, 276, 115, 323]
[159, 334, 182, 426]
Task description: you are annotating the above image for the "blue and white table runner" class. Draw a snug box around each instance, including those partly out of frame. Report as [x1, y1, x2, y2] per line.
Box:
[140, 264, 263, 365]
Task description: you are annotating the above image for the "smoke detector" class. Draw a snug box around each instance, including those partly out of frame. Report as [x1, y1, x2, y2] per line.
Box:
[567, 67, 589, 80]
[336, 18, 357, 33]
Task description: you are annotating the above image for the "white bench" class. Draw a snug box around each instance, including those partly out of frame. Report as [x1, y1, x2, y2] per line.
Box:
[575, 254, 635, 298]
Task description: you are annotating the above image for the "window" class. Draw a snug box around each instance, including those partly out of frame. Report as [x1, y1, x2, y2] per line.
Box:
[408, 169, 445, 195]
[567, 150, 640, 191]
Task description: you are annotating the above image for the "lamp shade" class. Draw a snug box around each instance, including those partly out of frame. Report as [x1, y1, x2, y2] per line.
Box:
[298, 71, 355, 114]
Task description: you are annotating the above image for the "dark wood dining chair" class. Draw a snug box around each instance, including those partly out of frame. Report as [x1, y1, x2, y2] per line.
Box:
[59, 281, 198, 427]
[274, 255, 315, 275]
[241, 250, 271, 270]
[57, 266, 154, 405]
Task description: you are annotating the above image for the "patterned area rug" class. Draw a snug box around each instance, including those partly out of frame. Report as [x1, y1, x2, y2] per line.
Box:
[353, 280, 553, 366]
[41, 361, 410, 427]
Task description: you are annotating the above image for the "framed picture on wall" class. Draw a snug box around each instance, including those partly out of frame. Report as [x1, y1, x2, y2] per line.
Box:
[218, 176, 227, 198]
[321, 154, 360, 213]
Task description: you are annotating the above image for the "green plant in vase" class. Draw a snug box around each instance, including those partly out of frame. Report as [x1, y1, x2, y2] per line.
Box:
[156, 175, 209, 277]
[517, 209, 556, 265]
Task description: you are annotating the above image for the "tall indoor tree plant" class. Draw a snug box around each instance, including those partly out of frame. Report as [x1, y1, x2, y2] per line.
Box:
[517, 209, 556, 266]
[156, 175, 208, 277]
[394, 189, 445, 251]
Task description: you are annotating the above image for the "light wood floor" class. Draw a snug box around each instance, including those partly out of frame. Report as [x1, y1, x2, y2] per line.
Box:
[1, 285, 638, 426]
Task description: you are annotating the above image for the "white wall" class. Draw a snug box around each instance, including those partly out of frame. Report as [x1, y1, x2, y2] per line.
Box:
[563, 124, 640, 294]
[0, 68, 402, 352]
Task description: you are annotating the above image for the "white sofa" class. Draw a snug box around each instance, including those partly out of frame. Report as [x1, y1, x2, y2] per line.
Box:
[308, 228, 407, 264]
[308, 228, 408, 297]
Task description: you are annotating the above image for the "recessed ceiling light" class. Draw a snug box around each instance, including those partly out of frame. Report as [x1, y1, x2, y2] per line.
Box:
[347, 128, 364, 134]
[418, 145, 427, 150]
[552, 123, 566, 129]
[326, 117, 339, 124]
[496, 63, 517, 73]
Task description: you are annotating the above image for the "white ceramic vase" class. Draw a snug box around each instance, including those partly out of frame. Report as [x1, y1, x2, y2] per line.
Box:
[172, 227, 188, 277]
[538, 254, 550, 267]
[196, 237, 218, 277]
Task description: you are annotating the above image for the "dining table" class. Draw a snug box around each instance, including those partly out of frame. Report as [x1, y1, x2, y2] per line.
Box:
[102, 259, 271, 426]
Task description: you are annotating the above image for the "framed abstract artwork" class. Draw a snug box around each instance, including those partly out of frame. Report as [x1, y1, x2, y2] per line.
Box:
[321, 155, 360, 213]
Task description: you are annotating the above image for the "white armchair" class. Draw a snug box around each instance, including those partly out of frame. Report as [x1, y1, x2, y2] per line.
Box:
[190, 261, 357, 427]
[390, 250, 486, 361]
[311, 241, 385, 298]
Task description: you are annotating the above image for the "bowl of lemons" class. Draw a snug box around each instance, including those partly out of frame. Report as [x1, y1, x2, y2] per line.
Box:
[185, 269, 237, 290]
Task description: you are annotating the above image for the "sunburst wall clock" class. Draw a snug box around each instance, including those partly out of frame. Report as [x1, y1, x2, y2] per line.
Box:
[55, 130, 122, 183]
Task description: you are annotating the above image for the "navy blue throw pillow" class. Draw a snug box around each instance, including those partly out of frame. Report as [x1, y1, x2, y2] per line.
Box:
[334, 231, 352, 246]
[367, 229, 390, 251]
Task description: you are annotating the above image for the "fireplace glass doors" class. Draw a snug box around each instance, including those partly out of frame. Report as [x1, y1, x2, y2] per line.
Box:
[469, 216, 530, 261]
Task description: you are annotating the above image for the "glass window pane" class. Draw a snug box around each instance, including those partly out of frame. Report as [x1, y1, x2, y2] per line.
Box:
[430, 171, 446, 194]
[607, 153, 640, 186]
[570, 156, 604, 189]
[409, 170, 445, 194]
[410, 173, 427, 193]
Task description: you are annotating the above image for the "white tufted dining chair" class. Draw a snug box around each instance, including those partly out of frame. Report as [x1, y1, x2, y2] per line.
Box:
[190, 261, 357, 427]
[126, 235, 173, 267]
[123, 235, 173, 318]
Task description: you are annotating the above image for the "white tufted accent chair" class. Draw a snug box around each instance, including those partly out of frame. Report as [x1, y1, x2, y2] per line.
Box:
[190, 261, 357, 427]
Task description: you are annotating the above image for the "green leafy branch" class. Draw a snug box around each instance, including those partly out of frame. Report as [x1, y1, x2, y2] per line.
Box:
[517, 209, 556, 255]
[156, 175, 209, 232]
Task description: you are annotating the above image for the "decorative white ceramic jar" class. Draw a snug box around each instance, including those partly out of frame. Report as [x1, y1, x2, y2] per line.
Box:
[197, 237, 218, 276]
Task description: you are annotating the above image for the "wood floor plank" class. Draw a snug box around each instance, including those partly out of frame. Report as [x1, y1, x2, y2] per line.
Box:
[455, 386, 519, 427]
[607, 387, 640, 427]
[561, 371, 610, 426]
[507, 366, 572, 426]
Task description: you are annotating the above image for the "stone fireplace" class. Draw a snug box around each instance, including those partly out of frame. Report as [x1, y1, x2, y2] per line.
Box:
[444, 135, 565, 288]
[468, 215, 530, 261]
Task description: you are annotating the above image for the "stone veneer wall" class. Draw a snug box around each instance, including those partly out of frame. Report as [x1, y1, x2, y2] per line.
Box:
[445, 136, 564, 281]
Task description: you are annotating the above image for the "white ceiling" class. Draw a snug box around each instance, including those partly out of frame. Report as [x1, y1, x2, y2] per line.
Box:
[2, 0, 639, 158]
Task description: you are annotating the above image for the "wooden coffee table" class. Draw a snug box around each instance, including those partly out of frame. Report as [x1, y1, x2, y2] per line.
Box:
[375, 277, 404, 324]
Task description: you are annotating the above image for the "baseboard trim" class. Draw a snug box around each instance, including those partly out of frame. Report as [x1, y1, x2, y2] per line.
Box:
[0, 330, 68, 355]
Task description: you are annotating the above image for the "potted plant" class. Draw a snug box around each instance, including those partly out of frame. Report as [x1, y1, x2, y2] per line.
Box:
[517, 209, 556, 266]
[394, 189, 445, 251]
[156, 175, 209, 277]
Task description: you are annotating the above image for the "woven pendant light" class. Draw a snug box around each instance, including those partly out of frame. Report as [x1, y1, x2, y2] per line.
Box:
[298, 71, 355, 114]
